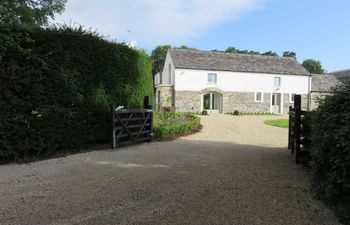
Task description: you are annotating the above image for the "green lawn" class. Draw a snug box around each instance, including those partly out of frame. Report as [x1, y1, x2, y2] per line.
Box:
[240, 113, 283, 116]
[226, 113, 283, 116]
[264, 119, 289, 128]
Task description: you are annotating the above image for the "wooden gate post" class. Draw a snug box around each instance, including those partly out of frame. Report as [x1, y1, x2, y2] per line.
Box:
[143, 96, 152, 109]
[112, 106, 116, 149]
[288, 106, 292, 149]
[294, 95, 301, 164]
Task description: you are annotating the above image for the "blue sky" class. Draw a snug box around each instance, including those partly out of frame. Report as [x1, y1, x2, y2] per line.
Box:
[55, 0, 350, 72]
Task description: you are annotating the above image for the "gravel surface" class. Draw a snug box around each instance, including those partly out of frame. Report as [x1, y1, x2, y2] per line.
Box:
[0, 115, 341, 225]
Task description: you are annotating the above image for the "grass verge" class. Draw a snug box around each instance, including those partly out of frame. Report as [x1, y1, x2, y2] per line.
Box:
[264, 119, 289, 128]
[226, 112, 283, 116]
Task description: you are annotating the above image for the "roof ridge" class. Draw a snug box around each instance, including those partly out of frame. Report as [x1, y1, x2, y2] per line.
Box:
[169, 48, 296, 60]
[169, 48, 309, 76]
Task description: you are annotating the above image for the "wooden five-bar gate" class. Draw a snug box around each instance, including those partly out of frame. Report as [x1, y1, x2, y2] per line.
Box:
[288, 95, 312, 165]
[112, 97, 153, 148]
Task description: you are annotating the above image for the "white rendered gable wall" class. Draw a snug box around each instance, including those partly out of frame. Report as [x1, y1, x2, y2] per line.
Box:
[161, 51, 175, 85]
[174, 69, 310, 94]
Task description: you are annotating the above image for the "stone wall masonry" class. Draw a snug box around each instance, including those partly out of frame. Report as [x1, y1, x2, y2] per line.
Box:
[173, 91, 310, 114]
[283, 93, 308, 113]
[283, 93, 293, 114]
[222, 92, 270, 113]
[175, 91, 202, 112]
[310, 92, 330, 110]
[156, 85, 174, 110]
[301, 94, 309, 111]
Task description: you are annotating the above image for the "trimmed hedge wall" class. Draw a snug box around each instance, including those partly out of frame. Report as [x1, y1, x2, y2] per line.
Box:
[153, 112, 201, 140]
[310, 83, 350, 224]
[0, 25, 153, 161]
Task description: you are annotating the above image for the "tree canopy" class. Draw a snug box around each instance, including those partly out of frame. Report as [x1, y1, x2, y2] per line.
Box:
[150, 45, 171, 75]
[225, 47, 278, 56]
[225, 47, 260, 55]
[283, 51, 297, 59]
[0, 0, 67, 27]
[262, 51, 278, 56]
[302, 59, 325, 74]
[150, 45, 197, 75]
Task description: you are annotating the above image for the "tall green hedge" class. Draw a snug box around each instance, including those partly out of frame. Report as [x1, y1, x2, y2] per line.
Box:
[310, 82, 350, 223]
[0, 25, 153, 161]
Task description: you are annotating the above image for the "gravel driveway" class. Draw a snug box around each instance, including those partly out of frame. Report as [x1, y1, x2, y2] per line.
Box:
[0, 115, 340, 225]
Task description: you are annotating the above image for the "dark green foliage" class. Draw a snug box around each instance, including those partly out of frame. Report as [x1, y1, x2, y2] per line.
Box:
[0, 0, 66, 27]
[262, 51, 278, 56]
[310, 83, 350, 223]
[151, 45, 198, 75]
[202, 110, 208, 115]
[302, 59, 325, 74]
[225, 47, 261, 55]
[153, 112, 201, 140]
[225, 47, 280, 57]
[225, 47, 300, 58]
[233, 110, 240, 116]
[150, 45, 171, 75]
[0, 25, 154, 161]
[283, 51, 297, 59]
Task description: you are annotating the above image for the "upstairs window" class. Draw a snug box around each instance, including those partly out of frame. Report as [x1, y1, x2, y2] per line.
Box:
[208, 73, 217, 84]
[274, 77, 281, 87]
[255, 92, 263, 102]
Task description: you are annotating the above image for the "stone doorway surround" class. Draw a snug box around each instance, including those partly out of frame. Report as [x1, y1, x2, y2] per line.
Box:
[200, 87, 224, 114]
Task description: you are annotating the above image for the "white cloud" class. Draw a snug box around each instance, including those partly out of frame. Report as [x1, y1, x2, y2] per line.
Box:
[55, 0, 265, 47]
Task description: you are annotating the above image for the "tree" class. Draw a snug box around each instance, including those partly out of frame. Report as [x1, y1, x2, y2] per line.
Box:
[179, 45, 198, 50]
[150, 45, 171, 75]
[302, 59, 325, 74]
[262, 51, 278, 56]
[151, 45, 198, 75]
[225, 47, 275, 56]
[283, 51, 297, 59]
[0, 0, 67, 27]
[225, 47, 239, 53]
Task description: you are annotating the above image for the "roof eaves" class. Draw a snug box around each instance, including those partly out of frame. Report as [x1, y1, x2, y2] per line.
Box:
[173, 66, 311, 76]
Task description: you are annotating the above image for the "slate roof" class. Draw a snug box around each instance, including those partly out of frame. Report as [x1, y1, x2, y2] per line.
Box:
[329, 69, 350, 80]
[311, 74, 340, 92]
[169, 49, 310, 76]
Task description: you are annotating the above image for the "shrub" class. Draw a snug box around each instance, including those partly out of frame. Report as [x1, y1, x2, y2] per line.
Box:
[202, 110, 208, 115]
[310, 83, 350, 223]
[153, 112, 201, 140]
[233, 110, 240, 115]
[0, 25, 154, 161]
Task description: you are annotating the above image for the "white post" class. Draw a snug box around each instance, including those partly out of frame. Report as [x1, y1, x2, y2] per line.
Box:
[210, 93, 213, 112]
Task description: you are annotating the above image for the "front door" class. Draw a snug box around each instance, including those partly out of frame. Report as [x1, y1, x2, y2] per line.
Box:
[272, 93, 281, 114]
[203, 93, 222, 114]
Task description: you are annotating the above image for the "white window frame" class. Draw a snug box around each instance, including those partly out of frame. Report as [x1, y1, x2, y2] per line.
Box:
[273, 77, 281, 88]
[207, 73, 217, 84]
[290, 93, 296, 103]
[255, 92, 264, 102]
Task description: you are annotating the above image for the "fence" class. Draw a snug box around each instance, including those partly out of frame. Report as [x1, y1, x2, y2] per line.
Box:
[112, 97, 153, 148]
[288, 95, 312, 165]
